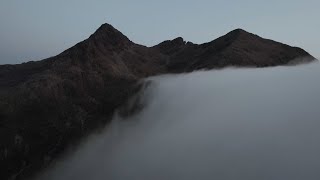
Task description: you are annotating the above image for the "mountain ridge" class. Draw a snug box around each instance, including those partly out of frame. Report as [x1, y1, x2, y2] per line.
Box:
[152, 27, 315, 72]
[0, 23, 317, 180]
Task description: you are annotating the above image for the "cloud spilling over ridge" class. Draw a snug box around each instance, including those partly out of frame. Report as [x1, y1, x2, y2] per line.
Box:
[37, 62, 320, 180]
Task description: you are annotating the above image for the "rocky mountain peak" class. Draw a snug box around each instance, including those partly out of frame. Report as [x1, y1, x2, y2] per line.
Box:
[88, 23, 132, 47]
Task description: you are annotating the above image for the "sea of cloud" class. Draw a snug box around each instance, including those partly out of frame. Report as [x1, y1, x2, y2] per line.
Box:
[36, 62, 320, 180]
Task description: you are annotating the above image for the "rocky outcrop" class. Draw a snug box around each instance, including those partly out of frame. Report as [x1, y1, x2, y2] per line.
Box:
[0, 23, 316, 180]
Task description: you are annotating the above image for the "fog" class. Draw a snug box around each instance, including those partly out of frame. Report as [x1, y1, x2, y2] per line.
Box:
[37, 62, 320, 180]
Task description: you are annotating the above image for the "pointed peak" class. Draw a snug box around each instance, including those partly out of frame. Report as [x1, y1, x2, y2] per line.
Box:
[95, 23, 118, 34]
[91, 23, 125, 37]
[226, 28, 256, 38]
[204, 28, 258, 47]
[230, 28, 248, 33]
[88, 23, 132, 47]
[203, 28, 258, 49]
[228, 28, 252, 35]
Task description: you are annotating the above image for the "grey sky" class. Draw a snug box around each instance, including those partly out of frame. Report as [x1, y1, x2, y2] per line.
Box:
[0, 0, 319, 64]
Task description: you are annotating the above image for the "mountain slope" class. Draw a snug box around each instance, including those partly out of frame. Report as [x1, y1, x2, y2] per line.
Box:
[0, 23, 316, 180]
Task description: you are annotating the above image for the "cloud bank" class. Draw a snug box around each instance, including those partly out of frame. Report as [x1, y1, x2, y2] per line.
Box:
[36, 62, 320, 180]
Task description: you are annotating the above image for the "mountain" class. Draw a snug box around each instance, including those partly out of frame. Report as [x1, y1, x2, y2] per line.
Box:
[0, 23, 316, 180]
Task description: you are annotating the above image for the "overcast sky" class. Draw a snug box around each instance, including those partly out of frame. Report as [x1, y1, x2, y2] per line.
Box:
[0, 0, 319, 64]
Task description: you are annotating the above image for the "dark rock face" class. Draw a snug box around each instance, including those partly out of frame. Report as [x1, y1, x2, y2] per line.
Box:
[0, 23, 316, 180]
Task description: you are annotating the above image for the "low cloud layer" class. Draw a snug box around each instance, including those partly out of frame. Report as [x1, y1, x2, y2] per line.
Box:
[37, 62, 320, 180]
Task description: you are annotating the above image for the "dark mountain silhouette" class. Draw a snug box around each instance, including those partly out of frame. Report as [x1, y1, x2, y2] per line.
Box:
[154, 28, 314, 72]
[0, 23, 316, 180]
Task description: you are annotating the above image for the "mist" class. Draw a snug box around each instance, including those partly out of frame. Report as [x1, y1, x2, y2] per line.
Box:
[36, 62, 320, 180]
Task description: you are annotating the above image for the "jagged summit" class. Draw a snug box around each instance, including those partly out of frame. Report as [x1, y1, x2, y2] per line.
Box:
[153, 37, 188, 54]
[151, 27, 315, 72]
[169, 37, 185, 44]
[155, 28, 251, 49]
[156, 37, 186, 46]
